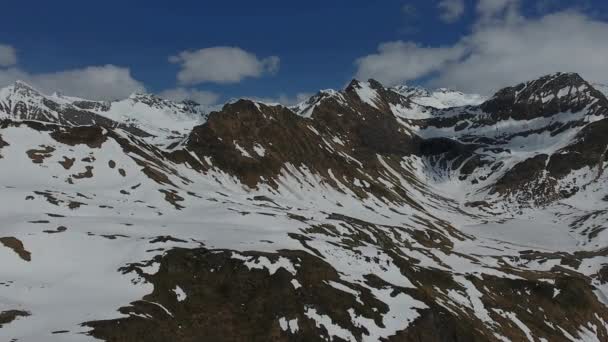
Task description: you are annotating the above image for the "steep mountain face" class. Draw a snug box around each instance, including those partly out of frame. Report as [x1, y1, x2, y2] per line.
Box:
[480, 73, 607, 121]
[1, 73, 608, 342]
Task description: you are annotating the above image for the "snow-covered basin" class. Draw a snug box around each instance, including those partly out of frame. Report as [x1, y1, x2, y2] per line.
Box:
[461, 217, 580, 252]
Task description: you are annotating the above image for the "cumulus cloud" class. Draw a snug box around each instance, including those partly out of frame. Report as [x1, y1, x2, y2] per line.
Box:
[271, 92, 313, 106]
[159, 87, 220, 106]
[438, 0, 465, 23]
[354, 41, 465, 86]
[0, 65, 146, 100]
[355, 3, 608, 94]
[0, 44, 17, 67]
[239, 92, 312, 106]
[431, 11, 608, 93]
[170, 47, 280, 85]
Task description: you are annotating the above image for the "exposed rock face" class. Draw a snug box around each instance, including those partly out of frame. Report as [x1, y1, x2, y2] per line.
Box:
[184, 73, 608, 207]
[547, 118, 608, 179]
[392, 84, 486, 109]
[1, 73, 608, 341]
[186, 85, 419, 192]
[481, 72, 608, 121]
[187, 100, 330, 188]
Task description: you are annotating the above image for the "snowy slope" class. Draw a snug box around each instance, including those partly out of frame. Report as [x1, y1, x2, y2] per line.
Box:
[0, 82, 209, 148]
[392, 85, 486, 109]
[0, 81, 60, 122]
[83, 93, 207, 148]
[1, 73, 608, 342]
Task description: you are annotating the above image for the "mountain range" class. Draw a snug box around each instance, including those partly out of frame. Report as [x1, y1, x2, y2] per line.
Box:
[1, 72, 608, 341]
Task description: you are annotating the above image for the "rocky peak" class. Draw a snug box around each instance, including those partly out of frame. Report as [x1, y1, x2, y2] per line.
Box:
[127, 92, 169, 107]
[366, 78, 385, 91]
[0, 81, 59, 122]
[481, 72, 607, 120]
[128, 92, 191, 111]
[187, 99, 328, 187]
[344, 78, 362, 92]
[11, 80, 38, 92]
[506, 72, 588, 101]
[344, 78, 385, 97]
[185, 87, 419, 190]
[2, 80, 44, 100]
[343, 79, 380, 102]
[392, 85, 486, 109]
[181, 99, 200, 108]
[393, 85, 431, 98]
[291, 89, 347, 118]
[343, 79, 412, 114]
[217, 99, 278, 116]
[180, 99, 211, 117]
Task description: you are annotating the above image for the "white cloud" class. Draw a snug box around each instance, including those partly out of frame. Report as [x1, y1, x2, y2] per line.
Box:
[354, 41, 465, 86]
[0, 44, 17, 67]
[431, 11, 608, 93]
[0, 65, 146, 100]
[0, 68, 25, 86]
[170, 46, 280, 85]
[159, 87, 220, 106]
[438, 0, 465, 23]
[242, 92, 312, 106]
[355, 3, 608, 94]
[275, 93, 312, 106]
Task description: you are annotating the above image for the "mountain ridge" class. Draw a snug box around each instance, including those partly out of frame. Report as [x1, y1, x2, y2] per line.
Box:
[1, 72, 608, 341]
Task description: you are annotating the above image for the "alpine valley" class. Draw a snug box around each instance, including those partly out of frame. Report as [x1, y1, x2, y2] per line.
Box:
[1, 72, 608, 342]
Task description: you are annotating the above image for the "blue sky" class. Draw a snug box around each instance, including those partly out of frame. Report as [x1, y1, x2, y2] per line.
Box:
[0, 0, 606, 104]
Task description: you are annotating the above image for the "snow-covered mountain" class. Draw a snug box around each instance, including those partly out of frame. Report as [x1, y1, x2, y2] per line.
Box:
[0, 81, 210, 148]
[392, 84, 487, 109]
[1, 72, 608, 342]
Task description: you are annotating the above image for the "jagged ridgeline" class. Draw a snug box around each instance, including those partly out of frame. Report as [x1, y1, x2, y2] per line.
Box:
[1, 72, 608, 341]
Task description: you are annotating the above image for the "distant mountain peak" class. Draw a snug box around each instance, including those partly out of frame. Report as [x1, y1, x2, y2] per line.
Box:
[344, 78, 382, 91]
[13, 79, 36, 89]
[6, 80, 43, 97]
[481, 72, 606, 120]
[392, 84, 485, 109]
[492, 72, 588, 100]
[127, 92, 167, 104]
[181, 99, 201, 107]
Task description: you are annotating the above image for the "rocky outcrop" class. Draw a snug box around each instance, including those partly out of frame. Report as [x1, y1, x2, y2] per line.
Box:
[481, 72, 608, 121]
